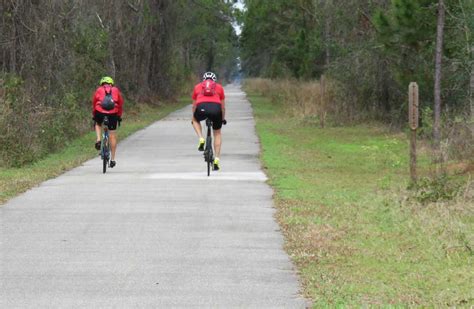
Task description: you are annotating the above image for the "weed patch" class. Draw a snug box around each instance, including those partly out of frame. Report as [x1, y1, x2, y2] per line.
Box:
[246, 91, 474, 307]
[410, 174, 465, 203]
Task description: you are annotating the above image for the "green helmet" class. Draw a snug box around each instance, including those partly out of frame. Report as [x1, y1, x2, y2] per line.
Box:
[99, 76, 114, 85]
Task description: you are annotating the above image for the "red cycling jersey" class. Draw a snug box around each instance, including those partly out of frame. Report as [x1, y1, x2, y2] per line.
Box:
[192, 82, 225, 106]
[92, 85, 124, 116]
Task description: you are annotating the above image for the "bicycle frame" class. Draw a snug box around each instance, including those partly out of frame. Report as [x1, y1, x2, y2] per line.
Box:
[100, 117, 111, 174]
[203, 118, 214, 177]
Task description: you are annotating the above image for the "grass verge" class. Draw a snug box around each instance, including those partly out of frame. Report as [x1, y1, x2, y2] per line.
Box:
[247, 92, 473, 307]
[0, 99, 188, 205]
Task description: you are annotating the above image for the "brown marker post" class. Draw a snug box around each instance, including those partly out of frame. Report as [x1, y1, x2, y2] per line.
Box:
[320, 75, 326, 129]
[409, 82, 419, 183]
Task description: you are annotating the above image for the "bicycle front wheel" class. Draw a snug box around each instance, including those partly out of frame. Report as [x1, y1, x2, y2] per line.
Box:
[103, 156, 107, 174]
[101, 138, 109, 174]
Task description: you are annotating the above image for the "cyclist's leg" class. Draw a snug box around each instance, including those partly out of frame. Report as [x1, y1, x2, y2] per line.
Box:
[209, 103, 223, 163]
[107, 115, 119, 161]
[94, 123, 102, 142]
[93, 112, 104, 150]
[193, 104, 209, 150]
[214, 129, 222, 158]
[191, 116, 203, 139]
[109, 130, 117, 160]
[192, 104, 207, 139]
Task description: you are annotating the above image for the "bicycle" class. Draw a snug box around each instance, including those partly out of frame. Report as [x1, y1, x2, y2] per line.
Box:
[203, 118, 214, 177]
[203, 118, 226, 177]
[100, 116, 111, 174]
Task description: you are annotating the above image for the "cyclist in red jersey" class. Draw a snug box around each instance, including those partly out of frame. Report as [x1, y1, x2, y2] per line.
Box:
[191, 72, 226, 170]
[92, 76, 124, 168]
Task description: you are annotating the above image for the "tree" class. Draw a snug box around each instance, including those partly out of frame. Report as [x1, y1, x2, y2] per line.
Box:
[433, 0, 445, 151]
[0, 0, 239, 167]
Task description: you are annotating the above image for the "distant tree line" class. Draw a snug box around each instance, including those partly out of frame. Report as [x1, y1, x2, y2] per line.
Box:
[0, 0, 239, 166]
[239, 0, 473, 129]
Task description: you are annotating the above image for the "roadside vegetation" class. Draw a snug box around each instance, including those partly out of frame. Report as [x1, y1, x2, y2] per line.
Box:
[245, 85, 473, 306]
[0, 1, 239, 168]
[240, 3, 473, 301]
[0, 99, 188, 205]
[239, 1, 473, 173]
[239, 1, 472, 128]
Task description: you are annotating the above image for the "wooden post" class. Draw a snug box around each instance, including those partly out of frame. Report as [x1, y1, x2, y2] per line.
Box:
[470, 47, 474, 137]
[320, 75, 326, 128]
[409, 82, 419, 183]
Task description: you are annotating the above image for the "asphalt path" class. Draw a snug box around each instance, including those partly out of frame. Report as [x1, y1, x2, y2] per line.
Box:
[0, 84, 308, 308]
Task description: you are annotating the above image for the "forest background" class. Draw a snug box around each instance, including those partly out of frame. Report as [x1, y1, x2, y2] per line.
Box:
[0, 0, 239, 167]
[1, 0, 472, 167]
[239, 0, 473, 163]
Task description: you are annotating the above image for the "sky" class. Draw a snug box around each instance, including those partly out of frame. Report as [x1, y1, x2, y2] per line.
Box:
[234, 0, 245, 10]
[232, 0, 245, 36]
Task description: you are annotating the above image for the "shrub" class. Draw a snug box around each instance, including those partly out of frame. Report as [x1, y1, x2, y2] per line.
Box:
[412, 174, 464, 204]
[0, 74, 90, 167]
[243, 78, 339, 127]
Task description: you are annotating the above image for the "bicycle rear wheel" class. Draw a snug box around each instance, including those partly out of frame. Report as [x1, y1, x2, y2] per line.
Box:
[204, 119, 214, 177]
[205, 137, 213, 177]
[204, 149, 212, 177]
[101, 138, 109, 174]
[103, 156, 107, 174]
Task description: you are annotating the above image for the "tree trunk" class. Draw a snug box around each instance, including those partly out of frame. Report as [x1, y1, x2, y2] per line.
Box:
[324, 0, 331, 68]
[207, 43, 215, 71]
[470, 46, 474, 136]
[433, 0, 445, 152]
[10, 8, 17, 73]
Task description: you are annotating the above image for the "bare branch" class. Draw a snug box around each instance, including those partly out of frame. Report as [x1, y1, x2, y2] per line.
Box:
[96, 13, 105, 29]
[358, 9, 378, 31]
[127, 2, 139, 13]
[0, 38, 19, 45]
[18, 19, 37, 33]
[8, 0, 37, 33]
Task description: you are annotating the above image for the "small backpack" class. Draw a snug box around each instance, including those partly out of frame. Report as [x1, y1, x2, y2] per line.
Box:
[201, 80, 217, 96]
[100, 87, 115, 111]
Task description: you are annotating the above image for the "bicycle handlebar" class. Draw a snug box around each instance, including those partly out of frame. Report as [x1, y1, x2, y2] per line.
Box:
[91, 116, 122, 127]
[190, 119, 227, 126]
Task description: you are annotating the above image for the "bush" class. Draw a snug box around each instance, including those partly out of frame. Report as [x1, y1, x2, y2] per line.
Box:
[0, 74, 90, 167]
[243, 78, 339, 127]
[412, 174, 464, 204]
[442, 115, 474, 161]
[0, 75, 38, 166]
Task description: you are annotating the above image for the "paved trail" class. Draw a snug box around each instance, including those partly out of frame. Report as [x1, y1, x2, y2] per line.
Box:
[0, 85, 307, 308]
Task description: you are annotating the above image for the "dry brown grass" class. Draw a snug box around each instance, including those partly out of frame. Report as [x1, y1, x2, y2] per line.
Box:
[243, 78, 338, 127]
[247, 83, 474, 306]
[276, 199, 352, 266]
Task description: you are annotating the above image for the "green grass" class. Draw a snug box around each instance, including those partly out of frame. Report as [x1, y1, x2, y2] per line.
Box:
[0, 99, 188, 205]
[248, 93, 474, 307]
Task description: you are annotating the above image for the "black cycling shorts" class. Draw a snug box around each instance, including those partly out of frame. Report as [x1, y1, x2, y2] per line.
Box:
[94, 112, 118, 130]
[193, 102, 223, 130]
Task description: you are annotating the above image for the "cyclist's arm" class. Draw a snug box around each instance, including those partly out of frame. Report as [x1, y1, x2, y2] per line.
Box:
[221, 99, 226, 120]
[191, 86, 198, 114]
[117, 90, 124, 117]
[219, 85, 226, 120]
[92, 90, 98, 116]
